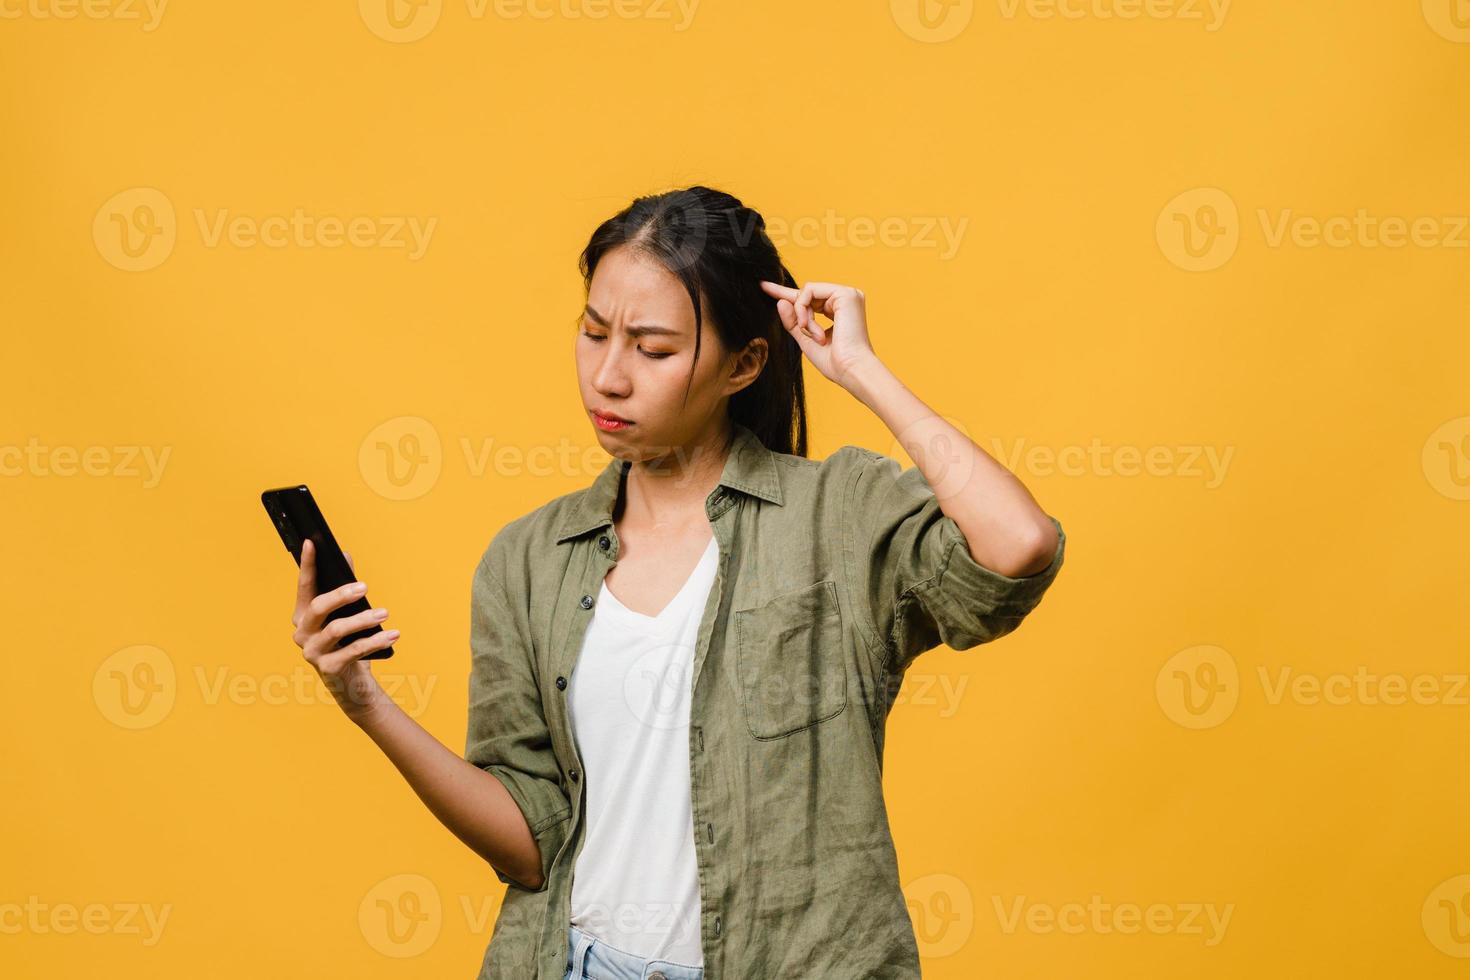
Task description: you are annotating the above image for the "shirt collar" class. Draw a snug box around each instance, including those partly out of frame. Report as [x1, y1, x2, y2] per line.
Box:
[554, 421, 784, 543]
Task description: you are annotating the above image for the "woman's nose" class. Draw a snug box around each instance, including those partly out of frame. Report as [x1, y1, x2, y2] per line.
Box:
[591, 346, 631, 394]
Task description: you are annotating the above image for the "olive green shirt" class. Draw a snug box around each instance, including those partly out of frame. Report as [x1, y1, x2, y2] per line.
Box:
[466, 421, 1066, 979]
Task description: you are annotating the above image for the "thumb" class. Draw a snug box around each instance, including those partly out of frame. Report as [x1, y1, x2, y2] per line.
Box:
[779, 303, 820, 359]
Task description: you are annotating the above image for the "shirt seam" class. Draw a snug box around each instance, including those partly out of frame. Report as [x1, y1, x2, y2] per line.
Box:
[841, 449, 940, 682]
[474, 552, 566, 834]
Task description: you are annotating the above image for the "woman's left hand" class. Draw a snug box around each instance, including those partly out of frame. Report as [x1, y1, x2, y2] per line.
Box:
[759, 279, 881, 391]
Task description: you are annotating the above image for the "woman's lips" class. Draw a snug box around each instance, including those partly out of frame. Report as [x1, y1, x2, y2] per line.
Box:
[591, 411, 633, 431]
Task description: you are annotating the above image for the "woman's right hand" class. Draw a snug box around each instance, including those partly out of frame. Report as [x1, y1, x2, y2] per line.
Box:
[291, 538, 399, 723]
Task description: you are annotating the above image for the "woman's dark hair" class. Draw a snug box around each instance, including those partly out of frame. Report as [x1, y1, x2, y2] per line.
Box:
[577, 185, 808, 458]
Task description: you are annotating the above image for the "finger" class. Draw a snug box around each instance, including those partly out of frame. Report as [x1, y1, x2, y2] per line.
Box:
[777, 299, 820, 359]
[794, 284, 812, 337]
[799, 281, 845, 319]
[295, 538, 317, 615]
[343, 548, 355, 574]
[773, 297, 798, 333]
[764, 279, 833, 339]
[304, 604, 382, 659]
[775, 296, 828, 348]
[322, 605, 389, 643]
[306, 580, 369, 629]
[299, 537, 315, 581]
[794, 284, 827, 343]
[759, 279, 798, 300]
[319, 628, 400, 674]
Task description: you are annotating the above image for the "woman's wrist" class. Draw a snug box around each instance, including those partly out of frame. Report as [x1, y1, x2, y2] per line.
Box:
[349, 692, 402, 734]
[840, 354, 897, 407]
[329, 672, 394, 728]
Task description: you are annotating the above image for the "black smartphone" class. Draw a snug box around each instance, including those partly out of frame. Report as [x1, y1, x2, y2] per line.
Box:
[260, 484, 394, 660]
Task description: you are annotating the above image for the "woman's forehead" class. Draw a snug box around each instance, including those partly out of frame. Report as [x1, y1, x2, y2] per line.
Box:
[585, 258, 699, 332]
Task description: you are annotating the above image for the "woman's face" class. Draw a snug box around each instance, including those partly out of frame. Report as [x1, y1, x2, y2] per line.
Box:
[576, 244, 763, 465]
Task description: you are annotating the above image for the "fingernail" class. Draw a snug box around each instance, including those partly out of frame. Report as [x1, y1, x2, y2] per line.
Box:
[352, 582, 367, 593]
[385, 629, 400, 639]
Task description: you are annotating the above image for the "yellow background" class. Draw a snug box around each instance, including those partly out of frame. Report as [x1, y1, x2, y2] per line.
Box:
[4, 0, 1468, 976]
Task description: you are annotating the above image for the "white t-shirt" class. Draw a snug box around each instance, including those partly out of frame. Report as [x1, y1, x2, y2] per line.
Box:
[567, 535, 718, 968]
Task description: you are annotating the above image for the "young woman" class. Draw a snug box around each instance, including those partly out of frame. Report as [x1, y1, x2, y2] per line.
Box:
[289, 186, 1066, 980]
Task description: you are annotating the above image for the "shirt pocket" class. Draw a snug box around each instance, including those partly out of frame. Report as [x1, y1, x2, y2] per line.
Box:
[733, 578, 848, 739]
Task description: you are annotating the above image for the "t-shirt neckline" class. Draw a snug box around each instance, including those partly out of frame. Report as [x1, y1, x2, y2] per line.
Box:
[598, 536, 717, 628]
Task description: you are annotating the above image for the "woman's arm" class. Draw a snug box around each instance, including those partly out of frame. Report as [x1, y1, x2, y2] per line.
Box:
[288, 538, 545, 890]
[842, 357, 1059, 578]
[352, 696, 546, 889]
[760, 278, 1059, 578]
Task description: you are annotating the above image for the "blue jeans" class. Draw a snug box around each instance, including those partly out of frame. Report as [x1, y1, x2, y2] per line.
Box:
[562, 923, 705, 980]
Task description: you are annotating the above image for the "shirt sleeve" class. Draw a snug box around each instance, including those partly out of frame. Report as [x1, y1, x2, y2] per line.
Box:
[465, 547, 571, 893]
[840, 446, 1067, 674]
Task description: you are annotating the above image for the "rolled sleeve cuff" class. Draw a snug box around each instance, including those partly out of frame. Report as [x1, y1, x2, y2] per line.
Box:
[940, 514, 1066, 612]
[901, 514, 1066, 655]
[482, 764, 572, 893]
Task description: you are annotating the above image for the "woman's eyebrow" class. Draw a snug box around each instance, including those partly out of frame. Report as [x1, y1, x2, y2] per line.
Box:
[584, 304, 682, 338]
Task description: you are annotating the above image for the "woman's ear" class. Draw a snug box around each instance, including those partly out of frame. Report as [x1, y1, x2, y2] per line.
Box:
[727, 337, 768, 394]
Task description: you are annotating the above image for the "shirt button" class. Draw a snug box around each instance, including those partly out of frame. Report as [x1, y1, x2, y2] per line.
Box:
[649, 973, 667, 980]
[714, 914, 722, 937]
[580, 594, 594, 609]
[569, 768, 579, 782]
[555, 676, 567, 690]
[598, 535, 610, 550]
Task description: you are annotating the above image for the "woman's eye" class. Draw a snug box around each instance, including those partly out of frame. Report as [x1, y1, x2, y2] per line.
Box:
[582, 329, 672, 359]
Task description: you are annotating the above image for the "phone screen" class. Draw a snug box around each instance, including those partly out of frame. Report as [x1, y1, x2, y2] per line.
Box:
[261, 485, 394, 660]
